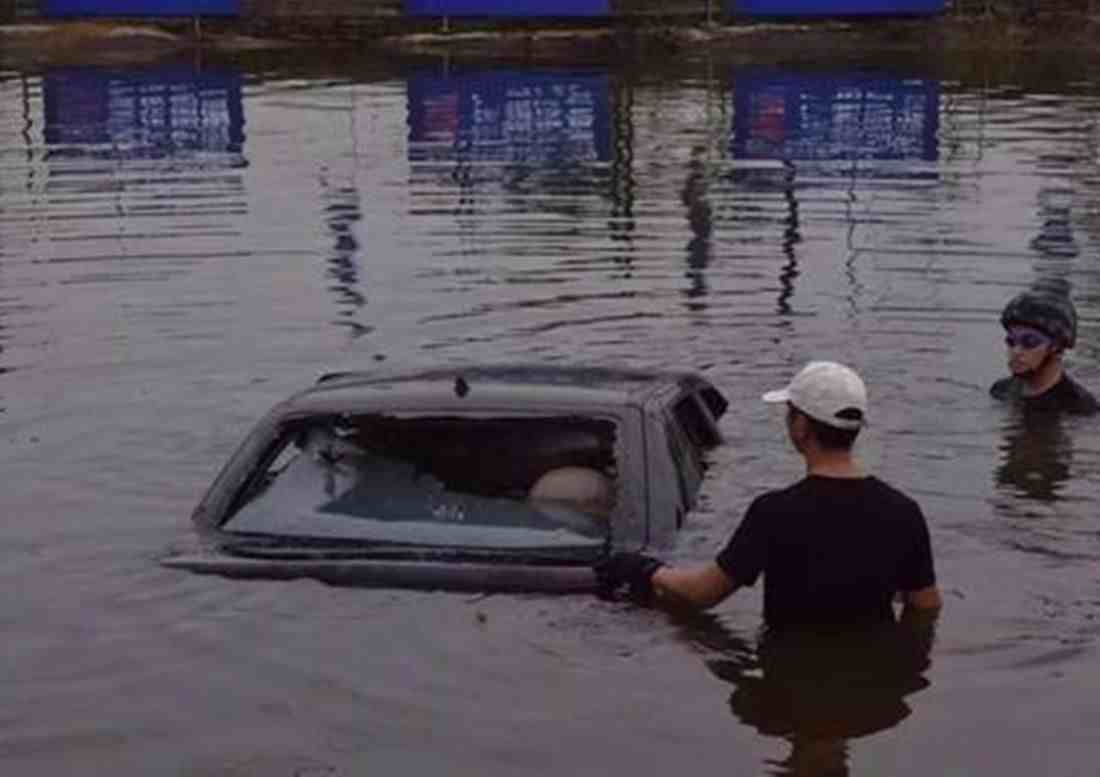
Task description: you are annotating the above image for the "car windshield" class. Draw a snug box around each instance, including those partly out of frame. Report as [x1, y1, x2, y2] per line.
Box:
[222, 413, 619, 555]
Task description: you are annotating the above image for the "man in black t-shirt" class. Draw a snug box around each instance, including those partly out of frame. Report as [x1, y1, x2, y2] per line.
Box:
[596, 361, 942, 627]
[990, 288, 1098, 415]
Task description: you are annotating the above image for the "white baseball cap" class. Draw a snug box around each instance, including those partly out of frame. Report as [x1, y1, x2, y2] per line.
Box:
[762, 361, 867, 430]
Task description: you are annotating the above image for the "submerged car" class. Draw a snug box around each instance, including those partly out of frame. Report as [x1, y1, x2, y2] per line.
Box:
[163, 364, 728, 592]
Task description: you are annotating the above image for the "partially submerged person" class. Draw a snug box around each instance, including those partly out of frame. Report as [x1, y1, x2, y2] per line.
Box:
[596, 361, 942, 629]
[527, 466, 614, 536]
[528, 466, 615, 520]
[990, 288, 1098, 415]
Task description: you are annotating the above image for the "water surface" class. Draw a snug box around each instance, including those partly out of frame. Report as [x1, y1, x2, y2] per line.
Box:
[1, 49, 1099, 775]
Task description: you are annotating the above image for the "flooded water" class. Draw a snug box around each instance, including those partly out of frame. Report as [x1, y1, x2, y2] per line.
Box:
[2, 44, 1100, 775]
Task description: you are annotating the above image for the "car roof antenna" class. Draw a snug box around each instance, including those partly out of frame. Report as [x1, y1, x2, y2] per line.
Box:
[454, 375, 470, 398]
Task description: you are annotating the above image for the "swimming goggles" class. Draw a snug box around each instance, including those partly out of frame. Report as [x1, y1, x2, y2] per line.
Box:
[1004, 328, 1052, 350]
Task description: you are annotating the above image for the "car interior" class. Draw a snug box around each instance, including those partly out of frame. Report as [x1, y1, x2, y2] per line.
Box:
[222, 413, 620, 548]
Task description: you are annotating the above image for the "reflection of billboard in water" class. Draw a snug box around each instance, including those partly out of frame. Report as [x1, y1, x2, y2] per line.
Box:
[405, 0, 608, 17]
[43, 67, 245, 159]
[407, 70, 611, 169]
[731, 72, 939, 165]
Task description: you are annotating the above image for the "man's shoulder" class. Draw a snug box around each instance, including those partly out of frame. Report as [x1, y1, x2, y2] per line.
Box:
[1058, 374, 1100, 415]
[998, 373, 1100, 415]
[862, 476, 923, 512]
[990, 376, 1020, 400]
[752, 476, 920, 509]
[750, 478, 814, 506]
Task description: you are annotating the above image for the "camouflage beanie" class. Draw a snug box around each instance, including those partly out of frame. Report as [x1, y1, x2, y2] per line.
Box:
[1000, 289, 1077, 349]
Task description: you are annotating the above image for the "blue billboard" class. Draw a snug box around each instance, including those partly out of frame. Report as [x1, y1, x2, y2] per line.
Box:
[405, 0, 608, 16]
[407, 69, 611, 169]
[46, 0, 237, 14]
[42, 67, 245, 160]
[730, 71, 940, 166]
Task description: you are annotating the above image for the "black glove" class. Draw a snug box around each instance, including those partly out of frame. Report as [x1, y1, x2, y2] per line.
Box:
[594, 552, 665, 599]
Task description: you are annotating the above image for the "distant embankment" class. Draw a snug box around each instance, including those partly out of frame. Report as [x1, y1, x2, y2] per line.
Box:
[0, 0, 713, 29]
[2, 0, 1095, 50]
[232, 0, 716, 42]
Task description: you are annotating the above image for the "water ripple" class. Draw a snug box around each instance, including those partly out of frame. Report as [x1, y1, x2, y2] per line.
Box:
[0, 54, 1099, 775]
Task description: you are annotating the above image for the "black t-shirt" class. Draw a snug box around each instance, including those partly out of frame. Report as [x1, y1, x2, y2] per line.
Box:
[989, 373, 1099, 415]
[715, 476, 936, 629]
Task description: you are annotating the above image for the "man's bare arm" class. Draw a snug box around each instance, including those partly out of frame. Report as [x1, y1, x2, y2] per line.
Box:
[901, 584, 942, 613]
[652, 562, 738, 610]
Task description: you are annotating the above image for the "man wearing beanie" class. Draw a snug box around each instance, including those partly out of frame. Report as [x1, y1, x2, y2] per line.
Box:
[992, 287, 1098, 415]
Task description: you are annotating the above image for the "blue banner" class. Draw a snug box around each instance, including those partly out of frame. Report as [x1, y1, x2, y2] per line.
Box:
[42, 67, 245, 159]
[45, 0, 238, 16]
[730, 71, 939, 165]
[405, 0, 609, 17]
[407, 69, 611, 168]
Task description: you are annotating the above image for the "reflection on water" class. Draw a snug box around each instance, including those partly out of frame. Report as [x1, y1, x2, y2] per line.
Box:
[730, 70, 940, 165]
[4, 51, 1100, 776]
[1031, 186, 1080, 260]
[728, 69, 940, 317]
[405, 67, 615, 258]
[0, 66, 251, 378]
[403, 67, 643, 347]
[42, 66, 245, 157]
[608, 75, 637, 281]
[320, 174, 370, 337]
[9, 64, 373, 358]
[1026, 186, 1081, 347]
[994, 409, 1073, 502]
[407, 68, 611, 175]
[676, 613, 935, 777]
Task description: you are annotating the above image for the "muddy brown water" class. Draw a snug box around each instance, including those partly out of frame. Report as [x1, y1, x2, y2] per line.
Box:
[1, 43, 1099, 776]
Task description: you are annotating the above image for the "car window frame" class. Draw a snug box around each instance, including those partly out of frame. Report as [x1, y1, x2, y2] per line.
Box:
[642, 382, 724, 545]
[209, 407, 646, 554]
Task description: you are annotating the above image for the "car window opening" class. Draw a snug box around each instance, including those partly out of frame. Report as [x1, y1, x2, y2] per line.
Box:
[674, 394, 720, 450]
[223, 414, 620, 551]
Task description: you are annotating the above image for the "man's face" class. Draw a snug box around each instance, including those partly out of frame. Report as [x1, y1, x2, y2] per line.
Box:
[1005, 325, 1055, 376]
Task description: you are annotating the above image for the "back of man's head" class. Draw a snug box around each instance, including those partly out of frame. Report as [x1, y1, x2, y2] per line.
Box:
[763, 361, 867, 450]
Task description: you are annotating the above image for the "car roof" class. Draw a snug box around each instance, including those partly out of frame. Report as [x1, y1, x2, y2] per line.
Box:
[279, 363, 717, 416]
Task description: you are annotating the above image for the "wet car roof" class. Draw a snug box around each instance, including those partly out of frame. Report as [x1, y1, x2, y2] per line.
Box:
[283, 364, 712, 414]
